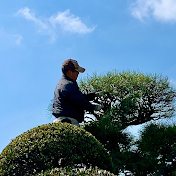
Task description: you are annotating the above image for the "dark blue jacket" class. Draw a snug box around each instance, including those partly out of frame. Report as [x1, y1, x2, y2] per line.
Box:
[52, 75, 96, 123]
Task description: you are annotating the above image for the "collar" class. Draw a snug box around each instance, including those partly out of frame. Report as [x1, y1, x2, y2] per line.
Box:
[62, 74, 76, 83]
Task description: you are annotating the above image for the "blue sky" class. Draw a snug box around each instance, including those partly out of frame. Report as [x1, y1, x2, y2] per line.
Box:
[1, 0, 176, 152]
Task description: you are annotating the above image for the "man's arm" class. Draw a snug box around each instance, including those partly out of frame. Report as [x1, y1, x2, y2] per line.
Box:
[63, 82, 96, 112]
[83, 92, 96, 101]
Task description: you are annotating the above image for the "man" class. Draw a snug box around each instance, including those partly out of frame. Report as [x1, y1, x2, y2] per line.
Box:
[52, 59, 103, 126]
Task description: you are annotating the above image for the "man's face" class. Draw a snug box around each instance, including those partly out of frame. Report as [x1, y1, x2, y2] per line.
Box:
[67, 70, 79, 81]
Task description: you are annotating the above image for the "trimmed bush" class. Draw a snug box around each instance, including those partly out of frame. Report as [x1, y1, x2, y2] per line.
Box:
[0, 123, 113, 176]
[79, 71, 176, 125]
[36, 167, 117, 176]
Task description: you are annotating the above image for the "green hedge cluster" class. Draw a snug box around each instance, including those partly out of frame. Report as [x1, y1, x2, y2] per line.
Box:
[0, 123, 113, 176]
[36, 167, 117, 176]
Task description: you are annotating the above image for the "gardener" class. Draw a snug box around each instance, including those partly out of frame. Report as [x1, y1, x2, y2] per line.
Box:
[52, 59, 103, 126]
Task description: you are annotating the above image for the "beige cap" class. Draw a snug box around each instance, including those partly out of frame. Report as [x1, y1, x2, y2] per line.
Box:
[62, 59, 85, 73]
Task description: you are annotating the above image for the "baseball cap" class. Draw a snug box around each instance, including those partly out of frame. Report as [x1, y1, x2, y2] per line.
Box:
[62, 59, 85, 74]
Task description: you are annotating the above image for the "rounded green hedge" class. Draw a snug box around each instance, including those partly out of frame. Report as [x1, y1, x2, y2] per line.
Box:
[37, 167, 117, 176]
[0, 123, 113, 176]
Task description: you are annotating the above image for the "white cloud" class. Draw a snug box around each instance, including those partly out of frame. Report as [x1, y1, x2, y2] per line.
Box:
[130, 0, 176, 22]
[17, 8, 96, 42]
[17, 7, 48, 29]
[49, 9, 96, 34]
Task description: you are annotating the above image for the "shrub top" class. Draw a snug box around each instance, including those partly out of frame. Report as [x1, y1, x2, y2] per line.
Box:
[0, 123, 113, 176]
[37, 167, 117, 176]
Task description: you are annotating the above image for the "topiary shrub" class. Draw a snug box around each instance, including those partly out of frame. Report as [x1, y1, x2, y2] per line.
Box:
[79, 71, 176, 126]
[36, 167, 117, 176]
[0, 123, 113, 176]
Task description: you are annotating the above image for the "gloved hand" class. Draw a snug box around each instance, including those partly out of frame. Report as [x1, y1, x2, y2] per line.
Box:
[95, 91, 104, 97]
[95, 104, 104, 111]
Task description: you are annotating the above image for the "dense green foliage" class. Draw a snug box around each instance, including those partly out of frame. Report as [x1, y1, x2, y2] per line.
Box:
[80, 70, 176, 175]
[0, 123, 112, 176]
[135, 123, 176, 175]
[84, 116, 133, 174]
[80, 71, 176, 126]
[36, 167, 117, 176]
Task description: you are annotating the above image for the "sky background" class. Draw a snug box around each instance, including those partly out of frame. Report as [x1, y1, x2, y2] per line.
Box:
[1, 0, 176, 153]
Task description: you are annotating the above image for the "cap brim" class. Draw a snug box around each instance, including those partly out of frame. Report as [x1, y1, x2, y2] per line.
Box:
[75, 66, 85, 73]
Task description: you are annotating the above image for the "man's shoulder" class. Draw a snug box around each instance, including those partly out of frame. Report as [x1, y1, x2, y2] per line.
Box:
[59, 76, 77, 91]
[60, 76, 74, 85]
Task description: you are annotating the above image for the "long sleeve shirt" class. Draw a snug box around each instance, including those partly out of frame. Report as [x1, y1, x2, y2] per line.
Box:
[52, 75, 96, 123]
